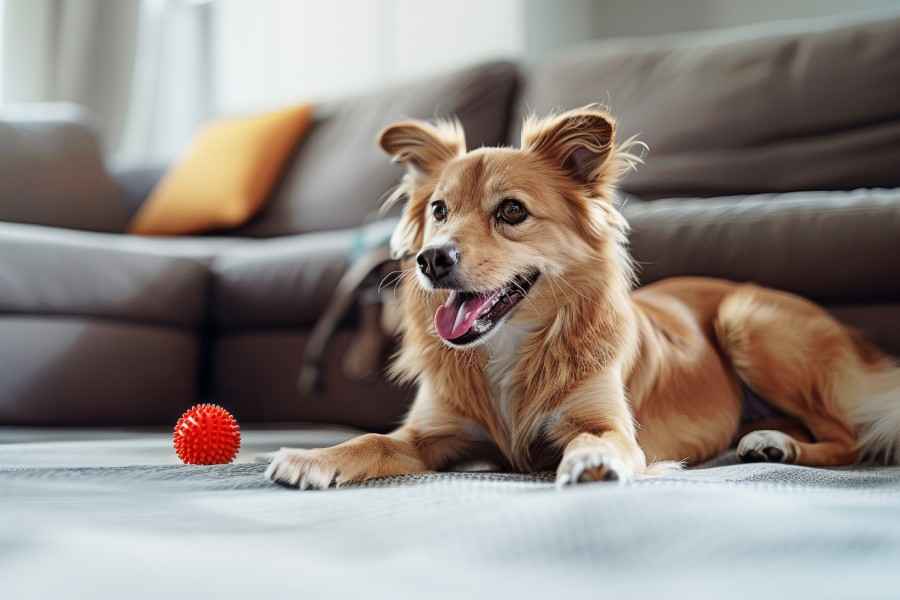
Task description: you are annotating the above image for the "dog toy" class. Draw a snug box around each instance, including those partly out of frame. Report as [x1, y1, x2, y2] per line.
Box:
[173, 404, 241, 465]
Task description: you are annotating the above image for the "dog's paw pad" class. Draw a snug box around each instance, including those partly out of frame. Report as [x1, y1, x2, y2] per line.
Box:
[737, 430, 796, 464]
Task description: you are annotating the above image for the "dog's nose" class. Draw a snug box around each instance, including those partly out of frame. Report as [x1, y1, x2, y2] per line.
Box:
[417, 245, 460, 283]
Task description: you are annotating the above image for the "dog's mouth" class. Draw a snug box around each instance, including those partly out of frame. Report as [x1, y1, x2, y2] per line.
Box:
[433, 269, 540, 346]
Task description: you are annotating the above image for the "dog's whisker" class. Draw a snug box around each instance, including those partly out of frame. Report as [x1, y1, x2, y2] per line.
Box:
[549, 278, 573, 308]
[547, 277, 565, 306]
[510, 278, 540, 313]
[553, 274, 595, 305]
[378, 270, 408, 293]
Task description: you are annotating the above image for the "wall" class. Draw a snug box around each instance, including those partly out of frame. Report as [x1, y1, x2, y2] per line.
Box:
[212, 0, 899, 116]
[586, 0, 900, 39]
[384, 0, 523, 82]
[5, 0, 887, 163]
[0, 1, 3, 99]
[1, 0, 140, 156]
[521, 0, 601, 60]
[212, 0, 523, 115]
[1, 0, 54, 102]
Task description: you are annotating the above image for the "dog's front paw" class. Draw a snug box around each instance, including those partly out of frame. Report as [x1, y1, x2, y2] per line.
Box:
[737, 430, 797, 464]
[264, 448, 338, 490]
[556, 448, 633, 488]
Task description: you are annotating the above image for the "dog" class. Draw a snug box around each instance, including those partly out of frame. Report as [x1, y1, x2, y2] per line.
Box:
[266, 106, 900, 489]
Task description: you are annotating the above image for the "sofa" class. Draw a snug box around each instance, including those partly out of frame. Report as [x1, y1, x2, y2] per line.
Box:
[3, 10, 900, 599]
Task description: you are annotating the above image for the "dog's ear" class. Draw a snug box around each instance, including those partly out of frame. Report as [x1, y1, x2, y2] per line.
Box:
[379, 119, 465, 179]
[521, 107, 632, 198]
[379, 119, 465, 259]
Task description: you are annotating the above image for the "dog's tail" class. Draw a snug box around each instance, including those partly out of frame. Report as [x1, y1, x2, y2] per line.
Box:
[715, 285, 900, 465]
[842, 356, 900, 464]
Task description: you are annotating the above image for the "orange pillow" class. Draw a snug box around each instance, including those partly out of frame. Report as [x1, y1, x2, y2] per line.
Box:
[129, 103, 313, 235]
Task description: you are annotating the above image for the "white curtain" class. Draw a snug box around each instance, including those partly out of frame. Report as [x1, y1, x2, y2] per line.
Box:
[0, 0, 211, 166]
[117, 0, 213, 167]
[1, 0, 525, 165]
[1, 0, 141, 153]
[211, 0, 525, 115]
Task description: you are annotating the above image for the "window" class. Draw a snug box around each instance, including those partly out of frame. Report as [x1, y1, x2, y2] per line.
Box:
[0, 0, 5, 102]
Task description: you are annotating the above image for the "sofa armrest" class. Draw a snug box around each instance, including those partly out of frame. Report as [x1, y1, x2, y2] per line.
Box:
[0, 103, 128, 232]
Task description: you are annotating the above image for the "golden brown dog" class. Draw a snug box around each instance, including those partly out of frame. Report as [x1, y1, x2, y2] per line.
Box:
[266, 107, 900, 489]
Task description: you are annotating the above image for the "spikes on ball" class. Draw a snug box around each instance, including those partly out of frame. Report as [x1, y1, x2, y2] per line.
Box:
[173, 404, 241, 465]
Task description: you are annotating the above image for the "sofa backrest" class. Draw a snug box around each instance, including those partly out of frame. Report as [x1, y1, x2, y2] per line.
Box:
[235, 61, 520, 237]
[0, 104, 129, 233]
[515, 11, 900, 198]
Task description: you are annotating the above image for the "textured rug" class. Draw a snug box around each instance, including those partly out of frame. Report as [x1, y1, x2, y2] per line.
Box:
[4, 427, 900, 599]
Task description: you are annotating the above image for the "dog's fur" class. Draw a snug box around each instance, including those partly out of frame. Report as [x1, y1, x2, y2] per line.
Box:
[267, 107, 900, 489]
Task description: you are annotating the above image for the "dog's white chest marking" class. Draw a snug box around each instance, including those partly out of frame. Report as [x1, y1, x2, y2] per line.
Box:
[484, 321, 534, 436]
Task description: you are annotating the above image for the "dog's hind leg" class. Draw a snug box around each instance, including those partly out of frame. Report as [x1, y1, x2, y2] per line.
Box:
[736, 425, 856, 466]
[715, 285, 861, 467]
[735, 417, 809, 462]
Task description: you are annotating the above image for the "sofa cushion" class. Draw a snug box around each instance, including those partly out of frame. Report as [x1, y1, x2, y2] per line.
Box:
[211, 228, 356, 331]
[0, 104, 129, 232]
[129, 103, 315, 236]
[0, 222, 243, 328]
[210, 330, 413, 430]
[0, 318, 198, 426]
[517, 12, 900, 197]
[624, 188, 900, 304]
[235, 61, 520, 236]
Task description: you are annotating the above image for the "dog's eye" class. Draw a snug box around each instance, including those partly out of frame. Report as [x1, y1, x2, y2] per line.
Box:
[431, 200, 448, 222]
[496, 199, 528, 225]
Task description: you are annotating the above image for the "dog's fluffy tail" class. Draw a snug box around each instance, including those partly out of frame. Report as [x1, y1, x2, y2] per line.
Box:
[713, 285, 900, 466]
[845, 362, 900, 464]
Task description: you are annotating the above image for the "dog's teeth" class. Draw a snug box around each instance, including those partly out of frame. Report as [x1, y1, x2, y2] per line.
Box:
[473, 319, 491, 333]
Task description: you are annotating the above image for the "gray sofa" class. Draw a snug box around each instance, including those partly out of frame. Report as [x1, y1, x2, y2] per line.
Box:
[2, 12, 898, 431]
[2, 12, 900, 599]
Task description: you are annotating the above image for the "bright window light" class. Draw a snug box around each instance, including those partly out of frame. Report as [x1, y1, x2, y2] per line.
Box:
[0, 0, 4, 102]
[0, 0, 6, 104]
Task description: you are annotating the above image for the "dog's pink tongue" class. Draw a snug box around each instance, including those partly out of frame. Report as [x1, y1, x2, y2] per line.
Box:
[434, 292, 494, 340]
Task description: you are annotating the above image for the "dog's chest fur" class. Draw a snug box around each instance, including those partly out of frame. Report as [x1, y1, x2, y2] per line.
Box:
[481, 321, 562, 470]
[483, 321, 537, 441]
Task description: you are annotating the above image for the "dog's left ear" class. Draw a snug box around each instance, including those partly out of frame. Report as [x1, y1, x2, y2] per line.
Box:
[521, 107, 620, 196]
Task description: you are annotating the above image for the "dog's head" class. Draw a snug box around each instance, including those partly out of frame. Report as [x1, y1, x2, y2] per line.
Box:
[379, 107, 640, 348]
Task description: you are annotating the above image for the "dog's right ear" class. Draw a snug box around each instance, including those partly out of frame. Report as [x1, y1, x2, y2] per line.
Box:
[378, 119, 465, 178]
[378, 119, 465, 259]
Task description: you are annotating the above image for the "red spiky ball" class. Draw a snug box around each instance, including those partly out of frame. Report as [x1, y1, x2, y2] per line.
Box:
[173, 404, 241, 465]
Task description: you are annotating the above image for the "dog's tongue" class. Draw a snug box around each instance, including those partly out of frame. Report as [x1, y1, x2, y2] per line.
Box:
[434, 291, 496, 340]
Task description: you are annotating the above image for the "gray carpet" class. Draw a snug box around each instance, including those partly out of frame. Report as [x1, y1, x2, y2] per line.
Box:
[4, 427, 900, 599]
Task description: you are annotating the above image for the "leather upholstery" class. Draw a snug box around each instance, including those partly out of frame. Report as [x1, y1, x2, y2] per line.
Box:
[625, 188, 900, 304]
[516, 14, 900, 198]
[0, 104, 128, 232]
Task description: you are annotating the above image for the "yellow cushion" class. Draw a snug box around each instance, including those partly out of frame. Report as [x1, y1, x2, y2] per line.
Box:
[129, 103, 313, 235]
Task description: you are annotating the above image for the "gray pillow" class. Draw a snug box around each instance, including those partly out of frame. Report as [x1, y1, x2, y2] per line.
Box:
[236, 61, 520, 236]
[0, 104, 128, 233]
